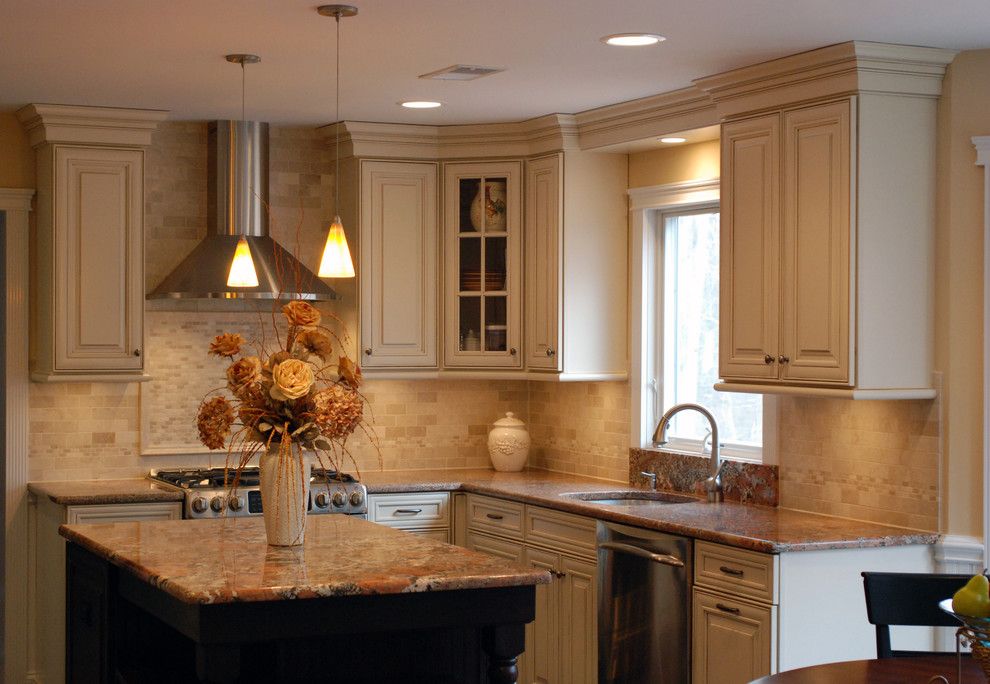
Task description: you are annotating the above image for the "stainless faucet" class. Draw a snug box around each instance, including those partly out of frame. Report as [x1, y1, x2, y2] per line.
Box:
[651, 403, 725, 503]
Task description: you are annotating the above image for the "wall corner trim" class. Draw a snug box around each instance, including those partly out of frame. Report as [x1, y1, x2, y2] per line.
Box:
[934, 534, 985, 573]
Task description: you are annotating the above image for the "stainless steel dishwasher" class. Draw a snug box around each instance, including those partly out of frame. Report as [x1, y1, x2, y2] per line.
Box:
[598, 521, 693, 683]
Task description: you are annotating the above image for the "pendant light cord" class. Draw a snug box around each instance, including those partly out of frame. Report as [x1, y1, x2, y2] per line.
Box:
[334, 14, 341, 217]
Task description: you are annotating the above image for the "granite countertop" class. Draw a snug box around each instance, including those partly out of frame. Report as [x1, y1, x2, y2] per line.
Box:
[60, 514, 550, 604]
[36, 468, 939, 554]
[29, 478, 185, 505]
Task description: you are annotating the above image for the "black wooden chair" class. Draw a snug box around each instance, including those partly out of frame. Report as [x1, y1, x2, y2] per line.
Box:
[861, 571, 972, 658]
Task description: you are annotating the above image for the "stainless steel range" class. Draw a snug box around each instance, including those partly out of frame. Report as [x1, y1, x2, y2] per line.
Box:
[149, 467, 368, 519]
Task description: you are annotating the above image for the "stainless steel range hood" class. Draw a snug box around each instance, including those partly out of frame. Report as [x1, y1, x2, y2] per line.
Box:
[148, 121, 336, 300]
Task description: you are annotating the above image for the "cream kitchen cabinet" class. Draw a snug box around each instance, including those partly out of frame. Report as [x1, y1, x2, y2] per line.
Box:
[19, 104, 165, 382]
[359, 160, 439, 368]
[367, 491, 450, 541]
[463, 494, 597, 684]
[691, 539, 936, 683]
[443, 161, 523, 368]
[31, 496, 183, 684]
[708, 47, 947, 398]
[524, 152, 628, 380]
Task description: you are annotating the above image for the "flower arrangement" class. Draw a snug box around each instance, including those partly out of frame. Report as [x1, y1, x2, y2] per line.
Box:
[196, 299, 375, 488]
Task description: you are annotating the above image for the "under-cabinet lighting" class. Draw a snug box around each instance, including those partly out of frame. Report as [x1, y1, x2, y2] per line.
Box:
[601, 33, 666, 47]
[659, 137, 687, 144]
[400, 101, 443, 109]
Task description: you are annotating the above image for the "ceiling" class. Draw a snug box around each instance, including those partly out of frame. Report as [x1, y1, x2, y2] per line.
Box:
[2, 0, 988, 127]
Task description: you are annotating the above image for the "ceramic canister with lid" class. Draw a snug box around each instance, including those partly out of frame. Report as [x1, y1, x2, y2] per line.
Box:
[487, 411, 531, 472]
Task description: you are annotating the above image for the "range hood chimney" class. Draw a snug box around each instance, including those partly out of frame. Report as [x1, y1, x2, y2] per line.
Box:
[148, 121, 336, 300]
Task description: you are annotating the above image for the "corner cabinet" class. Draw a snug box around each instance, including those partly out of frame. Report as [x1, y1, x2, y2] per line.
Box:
[443, 161, 523, 368]
[718, 96, 936, 398]
[359, 160, 439, 368]
[525, 152, 628, 380]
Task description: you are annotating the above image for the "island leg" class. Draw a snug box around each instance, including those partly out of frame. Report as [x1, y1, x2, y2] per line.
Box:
[483, 623, 526, 684]
[195, 643, 241, 684]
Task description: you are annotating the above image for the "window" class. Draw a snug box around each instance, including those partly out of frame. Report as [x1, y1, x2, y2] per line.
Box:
[652, 206, 762, 459]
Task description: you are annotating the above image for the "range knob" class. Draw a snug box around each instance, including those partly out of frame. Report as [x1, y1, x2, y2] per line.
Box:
[331, 490, 347, 507]
[314, 492, 330, 508]
[349, 490, 365, 507]
[210, 496, 224, 513]
[191, 497, 208, 514]
[228, 496, 243, 512]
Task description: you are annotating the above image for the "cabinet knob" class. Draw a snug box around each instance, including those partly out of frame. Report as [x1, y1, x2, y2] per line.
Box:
[777, 355, 790, 364]
[763, 354, 774, 365]
[552, 569, 567, 579]
[509, 348, 517, 356]
[133, 349, 141, 357]
[546, 348, 555, 357]
[364, 348, 372, 356]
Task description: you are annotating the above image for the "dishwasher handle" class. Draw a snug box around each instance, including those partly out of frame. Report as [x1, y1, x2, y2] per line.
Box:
[598, 541, 685, 567]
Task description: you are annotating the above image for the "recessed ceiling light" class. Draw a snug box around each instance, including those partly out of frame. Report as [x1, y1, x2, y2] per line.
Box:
[659, 137, 687, 144]
[400, 101, 442, 109]
[601, 33, 666, 47]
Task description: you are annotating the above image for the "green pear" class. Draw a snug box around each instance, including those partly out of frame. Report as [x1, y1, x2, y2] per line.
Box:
[952, 574, 990, 618]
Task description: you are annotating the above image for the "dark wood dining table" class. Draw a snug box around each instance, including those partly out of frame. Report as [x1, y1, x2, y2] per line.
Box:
[749, 655, 985, 683]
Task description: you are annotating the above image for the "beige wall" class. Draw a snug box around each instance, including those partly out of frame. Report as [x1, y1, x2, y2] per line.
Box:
[628, 139, 719, 188]
[0, 112, 34, 189]
[935, 49, 990, 538]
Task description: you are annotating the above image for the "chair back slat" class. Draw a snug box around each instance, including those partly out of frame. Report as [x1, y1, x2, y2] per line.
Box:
[861, 572, 973, 658]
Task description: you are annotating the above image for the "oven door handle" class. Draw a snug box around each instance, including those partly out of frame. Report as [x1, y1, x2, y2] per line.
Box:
[598, 541, 685, 567]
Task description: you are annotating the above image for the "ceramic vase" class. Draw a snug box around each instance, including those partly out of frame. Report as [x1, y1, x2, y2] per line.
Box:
[487, 412, 531, 472]
[469, 180, 508, 232]
[259, 443, 312, 546]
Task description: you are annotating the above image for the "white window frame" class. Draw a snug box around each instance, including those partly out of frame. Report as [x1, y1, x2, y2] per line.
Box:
[628, 179, 776, 464]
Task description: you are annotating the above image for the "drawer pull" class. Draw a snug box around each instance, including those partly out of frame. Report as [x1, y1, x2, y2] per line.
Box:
[485, 513, 504, 520]
[719, 565, 744, 577]
[393, 509, 422, 515]
[716, 603, 741, 615]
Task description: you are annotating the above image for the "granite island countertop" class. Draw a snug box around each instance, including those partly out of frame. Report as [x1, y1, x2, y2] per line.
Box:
[38, 468, 939, 554]
[59, 514, 550, 604]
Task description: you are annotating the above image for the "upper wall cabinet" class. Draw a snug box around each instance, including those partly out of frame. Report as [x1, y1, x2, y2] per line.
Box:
[696, 43, 956, 399]
[443, 161, 523, 369]
[359, 160, 438, 368]
[526, 153, 628, 380]
[18, 104, 167, 383]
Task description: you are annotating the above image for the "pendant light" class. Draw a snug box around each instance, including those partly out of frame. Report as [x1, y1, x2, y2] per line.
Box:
[225, 53, 261, 288]
[317, 4, 357, 279]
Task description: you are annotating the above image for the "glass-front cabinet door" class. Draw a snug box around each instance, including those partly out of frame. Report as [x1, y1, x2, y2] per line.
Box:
[443, 161, 522, 368]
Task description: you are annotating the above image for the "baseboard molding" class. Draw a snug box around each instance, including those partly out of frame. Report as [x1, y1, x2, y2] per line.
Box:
[934, 534, 985, 574]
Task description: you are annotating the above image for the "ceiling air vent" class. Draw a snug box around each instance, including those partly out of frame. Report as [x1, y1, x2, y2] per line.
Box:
[419, 64, 504, 81]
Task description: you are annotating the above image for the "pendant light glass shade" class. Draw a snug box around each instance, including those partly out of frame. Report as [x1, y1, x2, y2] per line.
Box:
[227, 236, 260, 287]
[318, 216, 355, 278]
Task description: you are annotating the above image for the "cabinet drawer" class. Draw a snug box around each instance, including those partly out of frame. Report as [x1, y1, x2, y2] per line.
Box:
[525, 505, 596, 558]
[695, 541, 777, 603]
[65, 502, 182, 524]
[466, 494, 524, 540]
[692, 587, 775, 683]
[465, 530, 525, 563]
[368, 493, 449, 529]
[406, 527, 450, 543]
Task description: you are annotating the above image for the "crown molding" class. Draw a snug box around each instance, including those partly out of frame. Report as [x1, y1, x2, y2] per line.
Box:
[694, 41, 957, 120]
[16, 104, 169, 148]
[574, 86, 717, 150]
[0, 188, 35, 212]
[320, 113, 581, 160]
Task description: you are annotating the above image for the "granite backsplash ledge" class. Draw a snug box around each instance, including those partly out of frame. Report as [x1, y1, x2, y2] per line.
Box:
[630, 448, 779, 506]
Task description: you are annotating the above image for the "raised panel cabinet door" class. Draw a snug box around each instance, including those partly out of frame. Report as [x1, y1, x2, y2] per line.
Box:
[692, 588, 773, 684]
[55, 145, 144, 372]
[524, 155, 562, 371]
[558, 555, 597, 684]
[359, 160, 438, 367]
[719, 115, 781, 381]
[522, 547, 560, 684]
[781, 100, 852, 384]
[442, 161, 523, 368]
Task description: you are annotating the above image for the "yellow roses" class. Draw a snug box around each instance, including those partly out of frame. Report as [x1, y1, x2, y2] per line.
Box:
[269, 359, 314, 401]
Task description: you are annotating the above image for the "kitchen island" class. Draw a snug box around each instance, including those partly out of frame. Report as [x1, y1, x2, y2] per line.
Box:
[59, 515, 550, 683]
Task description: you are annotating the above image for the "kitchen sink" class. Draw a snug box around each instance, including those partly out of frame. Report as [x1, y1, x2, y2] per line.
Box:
[561, 491, 698, 505]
